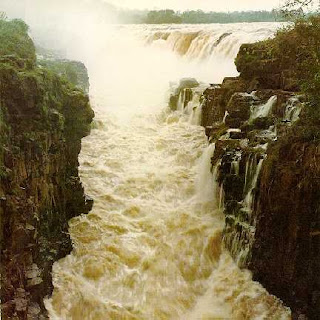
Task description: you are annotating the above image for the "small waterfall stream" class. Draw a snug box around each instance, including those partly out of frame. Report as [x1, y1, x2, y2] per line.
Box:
[196, 143, 217, 203]
[243, 158, 264, 213]
[250, 95, 277, 120]
[283, 96, 303, 123]
[177, 90, 185, 111]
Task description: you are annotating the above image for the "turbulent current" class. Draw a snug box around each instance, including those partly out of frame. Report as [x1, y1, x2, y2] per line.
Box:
[45, 23, 291, 319]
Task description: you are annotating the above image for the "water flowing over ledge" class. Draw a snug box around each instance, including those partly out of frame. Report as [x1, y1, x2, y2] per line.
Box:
[44, 22, 292, 319]
[46, 109, 290, 319]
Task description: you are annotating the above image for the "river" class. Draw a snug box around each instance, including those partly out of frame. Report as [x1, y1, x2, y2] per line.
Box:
[45, 23, 291, 319]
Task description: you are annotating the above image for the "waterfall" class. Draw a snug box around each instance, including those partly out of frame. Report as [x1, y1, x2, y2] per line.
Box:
[218, 182, 225, 210]
[175, 85, 205, 125]
[283, 96, 302, 123]
[185, 93, 198, 115]
[222, 154, 265, 268]
[243, 157, 264, 212]
[45, 22, 291, 320]
[145, 23, 280, 61]
[177, 89, 185, 111]
[250, 95, 277, 120]
[244, 154, 254, 193]
[189, 103, 202, 125]
[187, 93, 204, 125]
[222, 110, 229, 124]
[196, 143, 218, 203]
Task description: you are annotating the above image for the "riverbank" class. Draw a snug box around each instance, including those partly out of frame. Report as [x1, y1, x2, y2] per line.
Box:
[170, 21, 320, 318]
[0, 19, 94, 318]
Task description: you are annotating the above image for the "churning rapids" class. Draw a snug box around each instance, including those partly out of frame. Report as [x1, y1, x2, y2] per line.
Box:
[45, 23, 291, 319]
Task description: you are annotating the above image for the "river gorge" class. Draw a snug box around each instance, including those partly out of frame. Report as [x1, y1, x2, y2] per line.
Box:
[1, 18, 319, 320]
[43, 23, 290, 319]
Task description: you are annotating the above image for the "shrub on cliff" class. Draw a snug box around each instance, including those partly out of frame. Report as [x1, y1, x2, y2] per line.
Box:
[0, 18, 36, 63]
[274, 16, 320, 140]
[235, 14, 320, 139]
[275, 18, 320, 140]
[273, 16, 320, 103]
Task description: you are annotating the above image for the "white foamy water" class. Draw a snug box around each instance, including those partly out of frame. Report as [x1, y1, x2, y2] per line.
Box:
[250, 95, 278, 120]
[143, 23, 279, 60]
[45, 23, 290, 319]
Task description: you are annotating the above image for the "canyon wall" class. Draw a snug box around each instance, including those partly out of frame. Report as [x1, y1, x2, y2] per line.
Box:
[0, 19, 94, 319]
[197, 40, 320, 319]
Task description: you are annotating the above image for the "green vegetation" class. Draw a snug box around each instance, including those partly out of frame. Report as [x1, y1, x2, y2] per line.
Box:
[180, 10, 283, 24]
[268, 16, 320, 140]
[278, 0, 320, 123]
[145, 10, 182, 24]
[274, 17, 320, 103]
[0, 18, 36, 63]
[122, 9, 284, 24]
[37, 59, 89, 92]
[280, 0, 316, 19]
[234, 2, 320, 140]
[0, 17, 94, 147]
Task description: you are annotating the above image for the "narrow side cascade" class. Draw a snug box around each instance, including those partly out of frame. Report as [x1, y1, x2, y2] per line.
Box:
[283, 96, 303, 123]
[169, 78, 209, 126]
[223, 153, 265, 267]
[242, 157, 264, 213]
[188, 98, 204, 126]
[250, 95, 277, 120]
[177, 89, 185, 111]
[199, 83, 301, 269]
[196, 143, 217, 203]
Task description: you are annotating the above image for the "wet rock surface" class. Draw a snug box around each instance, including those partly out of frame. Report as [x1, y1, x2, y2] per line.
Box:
[0, 20, 94, 319]
[168, 77, 199, 111]
[251, 137, 320, 319]
[199, 41, 319, 319]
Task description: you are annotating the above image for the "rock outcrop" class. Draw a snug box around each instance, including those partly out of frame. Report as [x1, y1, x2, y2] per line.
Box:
[175, 37, 319, 319]
[0, 19, 94, 319]
[169, 77, 199, 111]
[251, 133, 320, 319]
[37, 58, 90, 93]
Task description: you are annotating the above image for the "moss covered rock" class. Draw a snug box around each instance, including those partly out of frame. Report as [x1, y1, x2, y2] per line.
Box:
[0, 19, 94, 319]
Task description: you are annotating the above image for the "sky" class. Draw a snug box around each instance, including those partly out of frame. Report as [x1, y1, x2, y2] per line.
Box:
[103, 0, 282, 12]
[1, 0, 284, 17]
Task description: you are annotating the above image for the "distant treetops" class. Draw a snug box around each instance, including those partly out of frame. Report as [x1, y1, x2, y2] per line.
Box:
[141, 10, 285, 24]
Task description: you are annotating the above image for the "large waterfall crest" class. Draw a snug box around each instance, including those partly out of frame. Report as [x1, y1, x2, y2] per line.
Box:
[144, 23, 281, 61]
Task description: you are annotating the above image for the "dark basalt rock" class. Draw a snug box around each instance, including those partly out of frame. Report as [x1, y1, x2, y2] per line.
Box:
[168, 78, 199, 110]
[250, 137, 320, 320]
[199, 34, 318, 319]
[178, 77, 199, 90]
[0, 20, 94, 319]
[236, 43, 299, 91]
[85, 194, 94, 212]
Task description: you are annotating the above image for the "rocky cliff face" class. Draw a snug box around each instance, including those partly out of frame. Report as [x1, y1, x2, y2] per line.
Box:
[251, 134, 320, 319]
[200, 42, 319, 319]
[0, 19, 94, 319]
[170, 37, 319, 319]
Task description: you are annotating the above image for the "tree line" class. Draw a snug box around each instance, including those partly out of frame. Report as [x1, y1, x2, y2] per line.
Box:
[116, 9, 286, 24]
